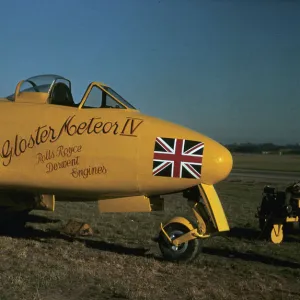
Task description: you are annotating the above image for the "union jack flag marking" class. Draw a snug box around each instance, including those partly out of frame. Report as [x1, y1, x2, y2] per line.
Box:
[152, 137, 204, 179]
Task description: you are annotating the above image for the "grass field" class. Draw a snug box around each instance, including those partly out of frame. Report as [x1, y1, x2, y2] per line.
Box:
[1, 176, 300, 300]
[232, 153, 300, 172]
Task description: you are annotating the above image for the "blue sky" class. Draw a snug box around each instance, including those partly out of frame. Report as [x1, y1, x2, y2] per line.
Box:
[0, 0, 299, 144]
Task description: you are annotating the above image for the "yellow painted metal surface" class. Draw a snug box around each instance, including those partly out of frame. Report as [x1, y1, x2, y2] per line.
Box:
[198, 184, 230, 232]
[0, 102, 141, 197]
[35, 194, 55, 211]
[16, 92, 49, 104]
[286, 216, 299, 222]
[172, 228, 200, 246]
[136, 116, 233, 195]
[98, 195, 151, 212]
[192, 206, 208, 235]
[271, 224, 284, 244]
[0, 74, 233, 215]
[163, 216, 195, 231]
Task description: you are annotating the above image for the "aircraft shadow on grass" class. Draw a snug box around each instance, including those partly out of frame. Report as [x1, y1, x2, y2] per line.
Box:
[202, 225, 300, 269]
[1, 218, 300, 268]
[227, 226, 261, 240]
[26, 214, 61, 224]
[228, 226, 300, 243]
[0, 215, 154, 259]
[202, 247, 300, 269]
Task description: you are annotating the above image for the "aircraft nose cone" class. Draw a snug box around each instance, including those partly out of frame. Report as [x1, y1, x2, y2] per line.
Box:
[211, 144, 233, 183]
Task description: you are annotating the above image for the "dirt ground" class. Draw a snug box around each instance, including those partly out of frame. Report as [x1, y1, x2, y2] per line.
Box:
[1, 177, 300, 300]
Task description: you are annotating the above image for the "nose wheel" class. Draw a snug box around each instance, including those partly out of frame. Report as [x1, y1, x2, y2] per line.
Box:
[156, 183, 230, 262]
[157, 222, 202, 262]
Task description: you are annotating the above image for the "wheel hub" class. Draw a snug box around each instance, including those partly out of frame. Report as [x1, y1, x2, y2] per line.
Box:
[169, 230, 188, 253]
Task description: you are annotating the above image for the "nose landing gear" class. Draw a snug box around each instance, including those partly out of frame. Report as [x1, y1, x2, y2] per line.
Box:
[158, 220, 202, 262]
[156, 183, 230, 262]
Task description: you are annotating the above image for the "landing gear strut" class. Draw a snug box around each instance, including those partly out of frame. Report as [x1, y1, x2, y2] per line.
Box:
[158, 221, 202, 262]
[156, 183, 230, 262]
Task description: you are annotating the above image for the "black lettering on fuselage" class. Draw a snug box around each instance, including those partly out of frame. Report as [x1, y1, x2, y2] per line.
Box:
[0, 115, 144, 166]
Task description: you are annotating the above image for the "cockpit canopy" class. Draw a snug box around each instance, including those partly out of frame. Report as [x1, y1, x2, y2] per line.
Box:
[5, 74, 136, 110]
[7, 74, 71, 100]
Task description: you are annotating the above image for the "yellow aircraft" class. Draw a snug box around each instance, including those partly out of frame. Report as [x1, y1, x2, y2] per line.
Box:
[0, 74, 232, 262]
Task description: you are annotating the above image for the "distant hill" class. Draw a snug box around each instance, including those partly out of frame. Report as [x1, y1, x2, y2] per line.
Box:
[223, 143, 300, 155]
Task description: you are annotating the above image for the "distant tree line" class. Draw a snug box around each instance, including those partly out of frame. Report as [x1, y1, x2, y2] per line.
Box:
[224, 143, 300, 154]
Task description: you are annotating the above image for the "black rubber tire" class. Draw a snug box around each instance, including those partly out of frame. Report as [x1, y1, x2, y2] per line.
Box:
[158, 222, 201, 263]
[258, 196, 272, 234]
